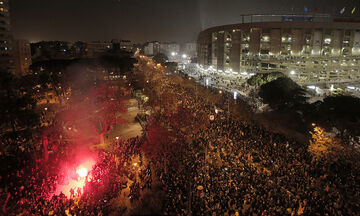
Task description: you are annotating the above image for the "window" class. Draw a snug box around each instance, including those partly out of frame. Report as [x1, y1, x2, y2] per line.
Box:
[324, 38, 331, 44]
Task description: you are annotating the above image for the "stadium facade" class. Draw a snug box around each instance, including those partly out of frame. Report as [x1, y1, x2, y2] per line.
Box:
[197, 15, 360, 85]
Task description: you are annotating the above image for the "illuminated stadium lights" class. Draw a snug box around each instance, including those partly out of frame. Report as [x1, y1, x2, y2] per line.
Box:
[307, 85, 316, 89]
[330, 84, 334, 91]
[197, 19, 360, 85]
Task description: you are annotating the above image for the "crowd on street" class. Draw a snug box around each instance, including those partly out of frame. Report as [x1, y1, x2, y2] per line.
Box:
[151, 67, 360, 215]
[2, 58, 360, 215]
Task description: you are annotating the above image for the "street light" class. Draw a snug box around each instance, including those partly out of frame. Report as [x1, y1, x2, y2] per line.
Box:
[182, 54, 187, 59]
[115, 136, 119, 146]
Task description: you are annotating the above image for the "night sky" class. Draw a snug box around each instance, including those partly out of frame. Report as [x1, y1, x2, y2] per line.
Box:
[10, 0, 359, 43]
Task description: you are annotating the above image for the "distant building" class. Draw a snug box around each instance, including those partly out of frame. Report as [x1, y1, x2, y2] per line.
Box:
[144, 41, 160, 56]
[31, 41, 70, 61]
[111, 39, 133, 52]
[183, 43, 197, 58]
[120, 40, 133, 52]
[13, 39, 32, 76]
[69, 41, 87, 57]
[160, 42, 180, 57]
[0, 0, 13, 72]
[85, 41, 112, 57]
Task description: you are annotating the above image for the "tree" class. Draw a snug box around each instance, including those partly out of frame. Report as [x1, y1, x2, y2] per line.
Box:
[99, 49, 137, 75]
[316, 95, 360, 135]
[0, 71, 40, 156]
[31, 59, 77, 106]
[152, 53, 168, 65]
[0, 71, 39, 133]
[247, 72, 285, 86]
[88, 84, 128, 144]
[309, 126, 344, 161]
[259, 77, 307, 110]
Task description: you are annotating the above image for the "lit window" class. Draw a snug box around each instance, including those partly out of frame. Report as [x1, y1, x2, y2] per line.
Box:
[324, 38, 331, 44]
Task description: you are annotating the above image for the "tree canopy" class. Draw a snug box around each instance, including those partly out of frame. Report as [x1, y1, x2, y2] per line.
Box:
[247, 72, 285, 86]
[259, 77, 307, 110]
[152, 53, 168, 65]
[314, 95, 360, 135]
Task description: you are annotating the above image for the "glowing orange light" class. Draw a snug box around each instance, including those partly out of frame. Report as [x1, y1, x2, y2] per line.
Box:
[53, 159, 95, 198]
[76, 167, 88, 178]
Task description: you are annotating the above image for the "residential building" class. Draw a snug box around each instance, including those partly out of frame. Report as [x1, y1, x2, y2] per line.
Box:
[31, 41, 70, 61]
[120, 40, 132, 52]
[160, 42, 180, 57]
[144, 41, 160, 56]
[183, 42, 197, 58]
[13, 39, 32, 76]
[85, 41, 112, 57]
[0, 0, 13, 72]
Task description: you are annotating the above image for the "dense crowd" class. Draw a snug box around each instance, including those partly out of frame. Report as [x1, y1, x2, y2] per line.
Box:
[148, 69, 360, 215]
[1, 134, 155, 215]
[1, 58, 360, 215]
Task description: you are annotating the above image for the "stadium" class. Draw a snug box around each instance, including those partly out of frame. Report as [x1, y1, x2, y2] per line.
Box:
[197, 14, 360, 88]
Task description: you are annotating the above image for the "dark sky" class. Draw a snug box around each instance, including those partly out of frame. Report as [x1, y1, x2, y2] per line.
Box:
[10, 0, 357, 43]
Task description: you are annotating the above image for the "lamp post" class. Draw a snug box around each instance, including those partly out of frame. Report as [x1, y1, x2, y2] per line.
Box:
[116, 136, 119, 147]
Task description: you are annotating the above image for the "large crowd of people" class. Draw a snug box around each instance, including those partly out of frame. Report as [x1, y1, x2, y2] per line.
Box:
[1, 57, 359, 215]
[144, 63, 360, 215]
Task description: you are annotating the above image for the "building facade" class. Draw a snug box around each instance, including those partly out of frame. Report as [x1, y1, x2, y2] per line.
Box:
[111, 39, 133, 52]
[13, 39, 32, 76]
[0, 0, 13, 72]
[197, 17, 360, 85]
[183, 42, 197, 58]
[159, 42, 180, 56]
[119, 40, 133, 52]
[144, 41, 160, 56]
[85, 41, 112, 57]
